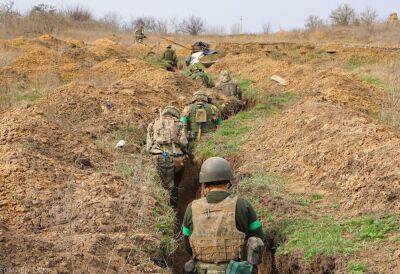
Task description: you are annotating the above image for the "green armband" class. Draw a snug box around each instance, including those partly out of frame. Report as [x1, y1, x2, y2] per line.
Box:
[180, 117, 189, 124]
[216, 116, 222, 125]
[249, 220, 262, 231]
[182, 226, 192, 236]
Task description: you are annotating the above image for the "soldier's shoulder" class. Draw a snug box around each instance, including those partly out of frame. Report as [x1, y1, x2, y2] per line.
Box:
[236, 196, 252, 208]
[181, 105, 191, 114]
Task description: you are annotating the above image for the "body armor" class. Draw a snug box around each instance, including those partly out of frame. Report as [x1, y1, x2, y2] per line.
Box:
[189, 196, 246, 263]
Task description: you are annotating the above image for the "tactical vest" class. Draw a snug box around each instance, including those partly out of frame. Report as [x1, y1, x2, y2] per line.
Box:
[188, 102, 215, 134]
[153, 116, 181, 146]
[219, 82, 239, 98]
[190, 196, 246, 263]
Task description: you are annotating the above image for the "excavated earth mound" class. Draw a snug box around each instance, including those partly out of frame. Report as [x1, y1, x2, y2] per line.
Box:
[212, 43, 399, 213]
[210, 43, 399, 273]
[0, 35, 199, 273]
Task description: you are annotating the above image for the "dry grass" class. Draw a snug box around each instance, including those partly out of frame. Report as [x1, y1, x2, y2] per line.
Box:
[360, 60, 400, 130]
[0, 47, 19, 67]
[0, 71, 60, 109]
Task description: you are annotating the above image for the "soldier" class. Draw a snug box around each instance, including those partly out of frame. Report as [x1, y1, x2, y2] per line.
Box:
[215, 70, 243, 100]
[146, 106, 188, 206]
[180, 90, 222, 141]
[182, 157, 265, 274]
[134, 25, 145, 44]
[188, 64, 214, 88]
[161, 45, 178, 71]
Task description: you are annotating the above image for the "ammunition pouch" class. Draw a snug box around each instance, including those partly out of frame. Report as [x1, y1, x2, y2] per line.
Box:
[226, 260, 253, 274]
[246, 237, 264, 266]
[173, 155, 188, 173]
[184, 259, 196, 273]
[195, 108, 207, 123]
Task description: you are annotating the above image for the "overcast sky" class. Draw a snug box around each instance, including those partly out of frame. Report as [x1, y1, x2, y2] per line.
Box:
[14, 0, 400, 32]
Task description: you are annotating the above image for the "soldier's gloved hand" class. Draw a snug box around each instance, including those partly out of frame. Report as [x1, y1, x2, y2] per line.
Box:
[184, 259, 196, 273]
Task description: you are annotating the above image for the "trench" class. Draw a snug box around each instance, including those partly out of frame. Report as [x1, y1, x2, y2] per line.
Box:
[168, 157, 280, 274]
[171, 157, 201, 274]
[166, 96, 279, 274]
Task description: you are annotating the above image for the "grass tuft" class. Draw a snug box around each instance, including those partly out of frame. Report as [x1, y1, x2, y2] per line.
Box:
[195, 80, 299, 160]
[235, 172, 399, 263]
[347, 261, 367, 273]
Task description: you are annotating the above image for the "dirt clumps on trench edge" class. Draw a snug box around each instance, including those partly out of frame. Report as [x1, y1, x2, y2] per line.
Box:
[0, 35, 200, 273]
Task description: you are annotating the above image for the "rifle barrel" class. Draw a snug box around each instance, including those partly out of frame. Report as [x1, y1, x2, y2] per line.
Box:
[160, 37, 191, 50]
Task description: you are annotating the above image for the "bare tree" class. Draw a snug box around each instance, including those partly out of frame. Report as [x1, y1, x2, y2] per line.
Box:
[360, 6, 378, 26]
[101, 12, 122, 31]
[64, 5, 92, 22]
[305, 15, 325, 30]
[329, 4, 356, 26]
[131, 16, 157, 32]
[261, 22, 272, 34]
[0, 1, 19, 27]
[178, 15, 205, 35]
[154, 18, 169, 34]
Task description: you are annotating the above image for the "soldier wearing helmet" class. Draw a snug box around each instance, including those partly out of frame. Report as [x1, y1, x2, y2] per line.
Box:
[134, 25, 146, 44]
[215, 70, 242, 100]
[146, 106, 188, 206]
[188, 63, 214, 88]
[162, 45, 178, 71]
[182, 157, 265, 273]
[180, 90, 222, 141]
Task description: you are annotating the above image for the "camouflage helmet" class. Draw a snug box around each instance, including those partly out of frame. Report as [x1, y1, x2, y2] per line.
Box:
[162, 106, 180, 118]
[199, 157, 234, 184]
[192, 90, 209, 103]
[220, 70, 231, 83]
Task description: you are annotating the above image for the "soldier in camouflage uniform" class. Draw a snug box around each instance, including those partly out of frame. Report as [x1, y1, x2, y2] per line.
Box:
[161, 45, 178, 71]
[188, 64, 214, 88]
[146, 106, 188, 206]
[134, 25, 145, 44]
[180, 90, 222, 142]
[182, 157, 265, 274]
[215, 70, 242, 100]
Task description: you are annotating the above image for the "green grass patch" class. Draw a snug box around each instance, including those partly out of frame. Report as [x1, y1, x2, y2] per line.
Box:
[195, 80, 299, 159]
[347, 261, 367, 273]
[278, 214, 399, 262]
[346, 56, 377, 71]
[235, 172, 399, 262]
[347, 56, 363, 70]
[362, 74, 397, 94]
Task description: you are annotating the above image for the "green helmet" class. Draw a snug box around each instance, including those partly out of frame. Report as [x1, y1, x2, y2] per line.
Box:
[192, 90, 209, 103]
[199, 157, 234, 184]
[162, 106, 180, 118]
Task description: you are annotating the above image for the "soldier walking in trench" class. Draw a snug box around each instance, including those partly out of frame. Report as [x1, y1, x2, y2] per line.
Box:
[180, 90, 222, 143]
[182, 157, 265, 274]
[146, 106, 188, 207]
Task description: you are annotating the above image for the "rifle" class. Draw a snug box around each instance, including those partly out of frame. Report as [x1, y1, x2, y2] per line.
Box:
[160, 37, 192, 50]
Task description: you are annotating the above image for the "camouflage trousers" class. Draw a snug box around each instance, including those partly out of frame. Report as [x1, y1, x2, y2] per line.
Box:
[153, 154, 186, 207]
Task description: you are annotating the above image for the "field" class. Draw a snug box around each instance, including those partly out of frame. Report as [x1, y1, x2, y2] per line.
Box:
[0, 30, 399, 273]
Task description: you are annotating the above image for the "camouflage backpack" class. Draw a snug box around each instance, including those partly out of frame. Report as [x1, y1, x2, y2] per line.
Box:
[153, 116, 181, 145]
[219, 82, 239, 97]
